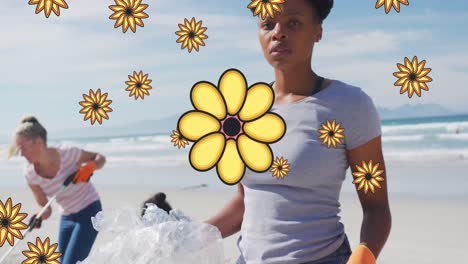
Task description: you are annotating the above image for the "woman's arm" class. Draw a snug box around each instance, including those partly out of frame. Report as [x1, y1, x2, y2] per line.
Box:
[204, 183, 245, 239]
[346, 135, 392, 259]
[27, 183, 52, 220]
[78, 150, 106, 170]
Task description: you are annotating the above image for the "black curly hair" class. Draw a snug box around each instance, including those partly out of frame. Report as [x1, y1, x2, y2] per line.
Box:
[249, 0, 334, 23]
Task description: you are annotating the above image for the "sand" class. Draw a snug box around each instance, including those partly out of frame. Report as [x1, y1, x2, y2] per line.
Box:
[1, 185, 467, 263]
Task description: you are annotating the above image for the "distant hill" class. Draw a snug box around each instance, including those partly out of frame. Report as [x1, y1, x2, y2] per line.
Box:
[50, 103, 467, 140]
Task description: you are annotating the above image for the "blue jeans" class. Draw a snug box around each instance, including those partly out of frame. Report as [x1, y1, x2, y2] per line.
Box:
[58, 200, 102, 264]
[236, 234, 352, 264]
[302, 235, 352, 264]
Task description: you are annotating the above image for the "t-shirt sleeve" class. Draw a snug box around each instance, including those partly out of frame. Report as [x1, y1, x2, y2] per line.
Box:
[24, 166, 40, 185]
[343, 91, 382, 150]
[60, 145, 83, 170]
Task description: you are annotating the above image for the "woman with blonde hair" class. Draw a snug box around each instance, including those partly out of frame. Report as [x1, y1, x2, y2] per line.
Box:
[9, 116, 106, 264]
[206, 0, 391, 263]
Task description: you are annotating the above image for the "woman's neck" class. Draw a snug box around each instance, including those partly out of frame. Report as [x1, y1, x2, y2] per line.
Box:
[273, 63, 318, 97]
[34, 148, 55, 169]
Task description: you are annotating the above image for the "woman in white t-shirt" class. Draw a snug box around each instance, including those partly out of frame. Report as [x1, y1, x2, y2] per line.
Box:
[8, 116, 106, 264]
[206, 1, 392, 263]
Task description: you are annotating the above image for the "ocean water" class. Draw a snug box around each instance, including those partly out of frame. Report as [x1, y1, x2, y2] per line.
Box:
[1, 115, 468, 196]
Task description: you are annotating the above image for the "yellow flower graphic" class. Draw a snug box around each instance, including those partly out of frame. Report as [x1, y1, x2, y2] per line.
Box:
[79, 89, 113, 125]
[270, 156, 290, 179]
[177, 69, 286, 185]
[28, 0, 69, 18]
[175, 18, 208, 53]
[352, 160, 385, 194]
[393, 56, 432, 98]
[375, 0, 409, 13]
[170, 130, 189, 149]
[109, 0, 149, 33]
[126, 71, 152, 100]
[317, 119, 345, 148]
[22, 237, 61, 264]
[248, 0, 285, 20]
[0, 198, 28, 247]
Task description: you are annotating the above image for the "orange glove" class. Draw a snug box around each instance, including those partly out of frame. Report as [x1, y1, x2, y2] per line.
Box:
[347, 244, 376, 264]
[73, 161, 97, 184]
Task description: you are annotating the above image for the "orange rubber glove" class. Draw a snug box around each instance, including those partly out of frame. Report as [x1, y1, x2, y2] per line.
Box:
[73, 161, 97, 184]
[347, 244, 376, 264]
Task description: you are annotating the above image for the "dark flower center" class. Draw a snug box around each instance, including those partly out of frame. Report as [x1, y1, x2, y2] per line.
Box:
[328, 131, 335, 137]
[409, 73, 417, 81]
[1, 218, 10, 227]
[125, 8, 133, 16]
[223, 118, 241, 137]
[262, 0, 269, 3]
[136, 82, 142, 88]
[277, 165, 283, 171]
[365, 173, 372, 180]
[188, 31, 195, 38]
[92, 103, 100, 111]
[38, 255, 47, 263]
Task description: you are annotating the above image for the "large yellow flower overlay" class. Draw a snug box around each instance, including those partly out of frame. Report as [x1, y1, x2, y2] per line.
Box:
[393, 56, 432, 98]
[126, 71, 152, 100]
[79, 89, 113, 125]
[22, 237, 61, 264]
[0, 198, 28, 247]
[175, 18, 208, 53]
[375, 0, 409, 13]
[28, 0, 68, 18]
[109, 0, 149, 33]
[317, 119, 345, 148]
[248, 0, 285, 20]
[170, 129, 189, 149]
[177, 69, 286, 185]
[270, 156, 290, 179]
[352, 160, 385, 194]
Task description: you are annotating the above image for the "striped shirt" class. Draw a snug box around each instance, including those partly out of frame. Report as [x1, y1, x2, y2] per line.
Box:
[24, 145, 100, 215]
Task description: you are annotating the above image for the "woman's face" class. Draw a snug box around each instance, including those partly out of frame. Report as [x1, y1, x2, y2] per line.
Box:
[15, 136, 43, 163]
[258, 0, 322, 70]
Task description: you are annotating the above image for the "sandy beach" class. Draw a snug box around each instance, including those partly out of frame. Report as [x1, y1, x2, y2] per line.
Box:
[1, 184, 467, 263]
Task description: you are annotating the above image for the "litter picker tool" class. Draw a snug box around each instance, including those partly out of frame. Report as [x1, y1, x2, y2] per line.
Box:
[0, 171, 92, 263]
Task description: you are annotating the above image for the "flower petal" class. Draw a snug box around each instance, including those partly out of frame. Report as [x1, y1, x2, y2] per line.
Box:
[189, 133, 225, 171]
[238, 83, 274, 121]
[218, 69, 247, 115]
[178, 111, 221, 141]
[191, 81, 226, 120]
[237, 134, 273, 172]
[243, 113, 285, 143]
[217, 139, 245, 185]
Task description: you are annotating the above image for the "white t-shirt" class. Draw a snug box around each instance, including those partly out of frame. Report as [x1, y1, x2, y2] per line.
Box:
[237, 80, 382, 263]
[24, 145, 100, 215]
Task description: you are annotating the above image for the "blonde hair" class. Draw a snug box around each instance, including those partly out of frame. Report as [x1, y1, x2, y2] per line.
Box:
[7, 116, 48, 159]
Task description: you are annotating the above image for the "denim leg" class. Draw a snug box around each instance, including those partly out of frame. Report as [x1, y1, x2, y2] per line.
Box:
[302, 235, 352, 264]
[60, 200, 102, 264]
[58, 214, 75, 263]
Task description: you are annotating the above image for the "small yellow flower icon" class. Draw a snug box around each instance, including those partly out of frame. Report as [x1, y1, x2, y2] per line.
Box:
[393, 56, 432, 98]
[270, 156, 290, 179]
[170, 130, 189, 149]
[22, 237, 61, 264]
[352, 160, 385, 194]
[175, 18, 208, 53]
[109, 0, 149, 33]
[177, 69, 286, 185]
[126, 71, 152, 100]
[375, 0, 409, 13]
[317, 119, 345, 148]
[79, 89, 113, 125]
[28, 0, 69, 18]
[248, 0, 285, 20]
[0, 198, 28, 247]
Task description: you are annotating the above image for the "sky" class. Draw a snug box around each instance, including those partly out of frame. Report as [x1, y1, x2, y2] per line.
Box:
[1, 0, 467, 140]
